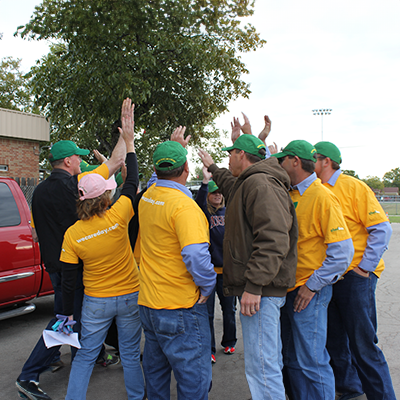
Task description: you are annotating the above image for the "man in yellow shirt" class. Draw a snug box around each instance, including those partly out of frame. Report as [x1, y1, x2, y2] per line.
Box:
[314, 141, 395, 400]
[138, 128, 216, 399]
[273, 140, 354, 400]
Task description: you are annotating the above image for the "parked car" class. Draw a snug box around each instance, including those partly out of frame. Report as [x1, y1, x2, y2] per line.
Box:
[0, 177, 53, 321]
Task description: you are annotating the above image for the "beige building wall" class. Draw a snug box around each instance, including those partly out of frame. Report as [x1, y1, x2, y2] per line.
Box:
[0, 108, 50, 142]
[0, 108, 49, 184]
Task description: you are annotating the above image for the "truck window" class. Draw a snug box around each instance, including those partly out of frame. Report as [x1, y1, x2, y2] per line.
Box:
[0, 182, 21, 227]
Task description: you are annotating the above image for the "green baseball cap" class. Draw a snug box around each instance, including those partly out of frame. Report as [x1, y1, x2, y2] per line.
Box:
[222, 135, 266, 159]
[80, 160, 98, 172]
[153, 141, 188, 171]
[272, 140, 317, 162]
[49, 140, 89, 162]
[208, 181, 219, 194]
[314, 141, 342, 164]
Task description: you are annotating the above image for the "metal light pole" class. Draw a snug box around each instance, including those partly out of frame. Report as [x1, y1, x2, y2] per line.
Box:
[312, 109, 332, 141]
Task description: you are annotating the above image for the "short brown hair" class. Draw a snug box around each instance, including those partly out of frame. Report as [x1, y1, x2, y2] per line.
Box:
[76, 191, 112, 220]
[299, 158, 315, 174]
[50, 158, 65, 168]
[155, 163, 186, 179]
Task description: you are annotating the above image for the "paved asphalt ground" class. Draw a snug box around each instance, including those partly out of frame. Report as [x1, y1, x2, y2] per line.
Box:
[1, 224, 400, 400]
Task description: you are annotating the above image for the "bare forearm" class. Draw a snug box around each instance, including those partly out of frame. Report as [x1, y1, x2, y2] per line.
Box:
[105, 134, 126, 177]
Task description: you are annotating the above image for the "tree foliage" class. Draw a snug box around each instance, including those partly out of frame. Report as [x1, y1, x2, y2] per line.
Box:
[342, 169, 359, 179]
[17, 0, 264, 177]
[383, 168, 400, 189]
[361, 175, 384, 191]
[0, 57, 35, 112]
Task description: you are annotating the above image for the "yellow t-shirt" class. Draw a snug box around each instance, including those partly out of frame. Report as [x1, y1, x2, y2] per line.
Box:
[290, 179, 352, 289]
[324, 173, 388, 277]
[138, 184, 210, 309]
[61, 196, 139, 297]
[78, 163, 109, 181]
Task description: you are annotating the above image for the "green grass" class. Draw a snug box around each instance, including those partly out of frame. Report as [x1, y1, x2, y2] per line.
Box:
[389, 215, 400, 223]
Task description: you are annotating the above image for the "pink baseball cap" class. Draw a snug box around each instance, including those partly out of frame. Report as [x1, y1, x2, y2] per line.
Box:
[78, 174, 117, 200]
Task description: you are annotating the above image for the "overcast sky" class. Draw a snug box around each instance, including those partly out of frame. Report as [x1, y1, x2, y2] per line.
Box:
[1, 0, 399, 179]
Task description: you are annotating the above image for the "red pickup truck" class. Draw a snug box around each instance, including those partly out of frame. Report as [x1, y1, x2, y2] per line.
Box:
[0, 177, 53, 320]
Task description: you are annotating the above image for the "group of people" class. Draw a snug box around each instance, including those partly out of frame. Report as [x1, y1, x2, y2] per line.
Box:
[15, 97, 396, 400]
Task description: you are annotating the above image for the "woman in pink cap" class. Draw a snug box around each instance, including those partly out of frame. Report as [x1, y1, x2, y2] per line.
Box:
[60, 99, 145, 400]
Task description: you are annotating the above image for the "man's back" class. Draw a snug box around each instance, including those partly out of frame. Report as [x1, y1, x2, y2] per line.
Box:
[32, 169, 80, 271]
[290, 178, 351, 288]
[324, 172, 388, 276]
[211, 157, 298, 297]
[138, 182, 210, 309]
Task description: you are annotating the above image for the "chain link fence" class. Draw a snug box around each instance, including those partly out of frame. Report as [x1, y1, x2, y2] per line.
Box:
[20, 185, 36, 207]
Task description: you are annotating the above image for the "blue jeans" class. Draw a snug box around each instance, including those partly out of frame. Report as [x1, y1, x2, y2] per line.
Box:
[18, 269, 84, 382]
[240, 296, 286, 400]
[139, 303, 211, 400]
[281, 285, 334, 400]
[327, 270, 396, 400]
[206, 274, 237, 354]
[66, 292, 144, 400]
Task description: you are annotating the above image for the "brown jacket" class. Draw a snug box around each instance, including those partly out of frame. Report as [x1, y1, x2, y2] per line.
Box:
[209, 157, 298, 297]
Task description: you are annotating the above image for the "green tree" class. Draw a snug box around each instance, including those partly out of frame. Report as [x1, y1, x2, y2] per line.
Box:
[342, 170, 359, 179]
[0, 57, 35, 112]
[17, 0, 264, 177]
[383, 168, 400, 189]
[362, 175, 384, 191]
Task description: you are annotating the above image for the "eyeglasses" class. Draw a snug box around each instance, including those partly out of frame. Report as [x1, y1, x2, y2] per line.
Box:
[278, 156, 286, 165]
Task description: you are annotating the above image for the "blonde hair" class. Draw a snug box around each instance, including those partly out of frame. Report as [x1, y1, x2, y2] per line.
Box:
[76, 191, 112, 220]
[207, 193, 225, 215]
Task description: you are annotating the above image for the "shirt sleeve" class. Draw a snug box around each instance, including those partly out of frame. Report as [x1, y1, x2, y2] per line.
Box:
[358, 221, 392, 272]
[306, 238, 354, 291]
[120, 152, 139, 203]
[61, 261, 80, 316]
[181, 243, 216, 297]
[78, 163, 109, 181]
[208, 165, 236, 203]
[147, 171, 157, 188]
[195, 183, 209, 215]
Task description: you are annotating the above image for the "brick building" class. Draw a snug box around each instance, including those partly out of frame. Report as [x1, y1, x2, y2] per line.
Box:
[0, 108, 49, 186]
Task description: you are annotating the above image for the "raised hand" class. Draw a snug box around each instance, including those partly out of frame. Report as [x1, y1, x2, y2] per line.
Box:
[240, 112, 252, 135]
[259, 115, 271, 144]
[93, 149, 107, 163]
[118, 98, 135, 152]
[268, 142, 278, 155]
[198, 149, 215, 168]
[202, 165, 212, 183]
[171, 126, 190, 148]
[231, 116, 241, 144]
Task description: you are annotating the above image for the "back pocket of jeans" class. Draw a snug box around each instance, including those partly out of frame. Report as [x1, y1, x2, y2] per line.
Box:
[154, 309, 185, 337]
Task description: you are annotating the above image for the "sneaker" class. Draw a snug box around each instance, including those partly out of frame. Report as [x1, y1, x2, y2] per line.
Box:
[96, 352, 120, 367]
[211, 354, 216, 363]
[16, 379, 52, 400]
[224, 346, 235, 354]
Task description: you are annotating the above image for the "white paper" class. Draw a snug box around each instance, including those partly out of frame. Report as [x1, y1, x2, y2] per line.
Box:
[42, 329, 81, 349]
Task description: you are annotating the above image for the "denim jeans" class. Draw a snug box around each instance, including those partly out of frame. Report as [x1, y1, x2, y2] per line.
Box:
[327, 270, 396, 400]
[139, 303, 211, 400]
[18, 269, 84, 382]
[240, 295, 286, 400]
[66, 292, 144, 400]
[206, 274, 237, 354]
[281, 285, 334, 400]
